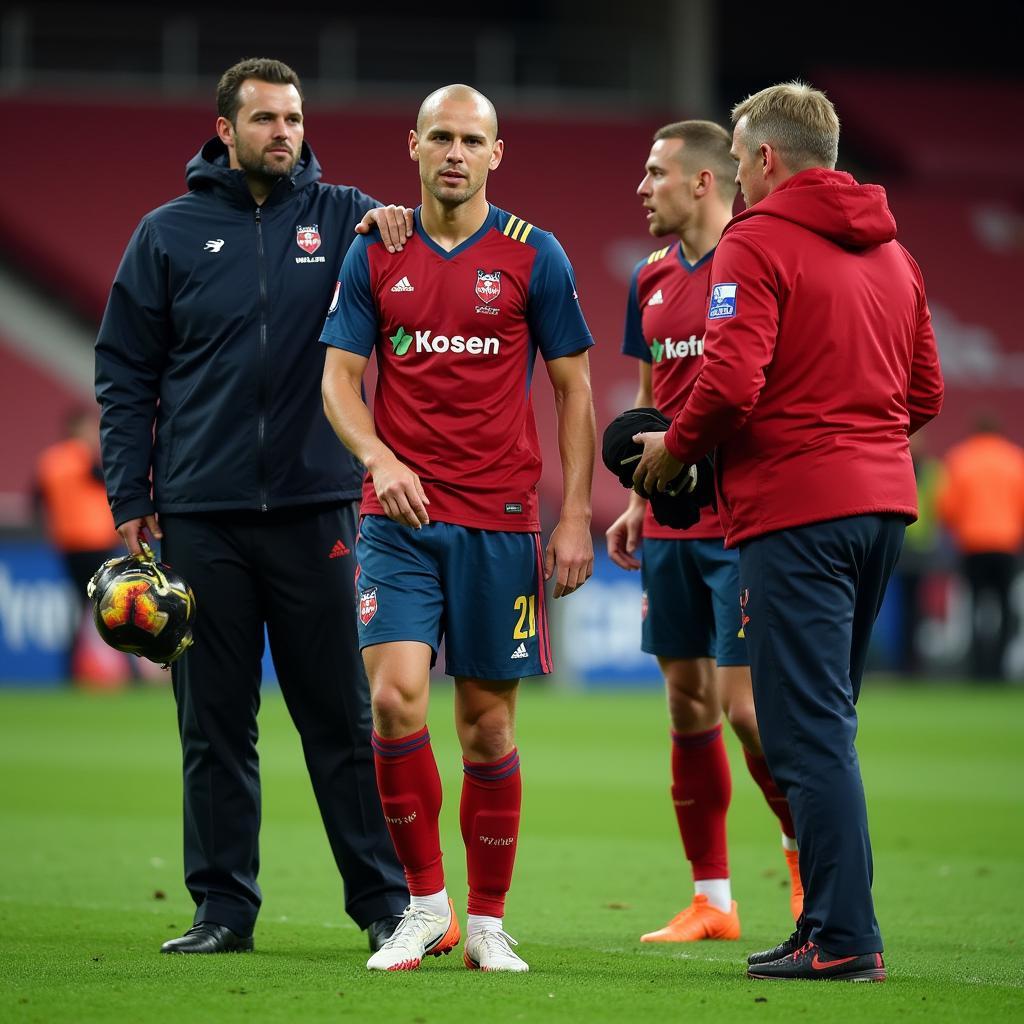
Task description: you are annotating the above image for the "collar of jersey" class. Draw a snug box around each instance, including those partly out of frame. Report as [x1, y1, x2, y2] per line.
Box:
[675, 241, 716, 274]
[413, 205, 499, 260]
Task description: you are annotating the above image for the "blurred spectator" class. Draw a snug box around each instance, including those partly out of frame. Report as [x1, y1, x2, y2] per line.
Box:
[34, 407, 123, 682]
[937, 416, 1024, 680]
[897, 432, 944, 672]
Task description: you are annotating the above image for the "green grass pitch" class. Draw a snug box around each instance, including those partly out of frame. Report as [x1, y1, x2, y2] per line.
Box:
[0, 682, 1021, 1022]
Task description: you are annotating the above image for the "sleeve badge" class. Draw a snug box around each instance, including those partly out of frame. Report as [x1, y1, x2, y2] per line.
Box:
[708, 283, 738, 320]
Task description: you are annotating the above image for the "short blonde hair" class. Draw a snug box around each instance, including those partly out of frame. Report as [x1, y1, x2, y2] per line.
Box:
[731, 80, 839, 170]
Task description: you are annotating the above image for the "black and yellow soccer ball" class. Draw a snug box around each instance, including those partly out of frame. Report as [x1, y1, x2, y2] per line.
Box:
[87, 543, 196, 667]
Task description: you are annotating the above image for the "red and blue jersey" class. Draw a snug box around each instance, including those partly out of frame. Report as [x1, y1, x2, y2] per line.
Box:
[622, 241, 722, 540]
[321, 204, 593, 532]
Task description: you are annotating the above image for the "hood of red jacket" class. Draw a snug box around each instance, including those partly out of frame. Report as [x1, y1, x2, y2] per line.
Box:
[727, 167, 897, 249]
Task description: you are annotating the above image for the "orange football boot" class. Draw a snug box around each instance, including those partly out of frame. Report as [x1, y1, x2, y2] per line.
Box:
[640, 894, 741, 942]
[784, 848, 804, 921]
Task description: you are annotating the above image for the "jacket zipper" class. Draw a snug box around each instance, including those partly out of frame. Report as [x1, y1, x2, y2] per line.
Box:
[255, 205, 269, 512]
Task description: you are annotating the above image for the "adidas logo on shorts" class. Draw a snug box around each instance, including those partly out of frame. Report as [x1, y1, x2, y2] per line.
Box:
[510, 642, 529, 660]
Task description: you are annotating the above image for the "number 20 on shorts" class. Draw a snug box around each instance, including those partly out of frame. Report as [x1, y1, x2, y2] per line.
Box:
[513, 595, 536, 639]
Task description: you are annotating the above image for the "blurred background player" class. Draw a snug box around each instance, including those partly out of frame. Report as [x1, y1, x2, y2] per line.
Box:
[606, 121, 801, 943]
[321, 83, 596, 973]
[94, 57, 412, 956]
[34, 407, 125, 684]
[632, 80, 943, 982]
[937, 415, 1024, 680]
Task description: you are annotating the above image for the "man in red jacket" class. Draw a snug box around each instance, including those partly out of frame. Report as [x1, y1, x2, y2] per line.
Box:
[633, 81, 943, 982]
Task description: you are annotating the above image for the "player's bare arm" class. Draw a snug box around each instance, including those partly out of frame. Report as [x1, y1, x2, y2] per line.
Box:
[354, 205, 415, 253]
[321, 347, 430, 529]
[606, 362, 653, 570]
[544, 351, 596, 598]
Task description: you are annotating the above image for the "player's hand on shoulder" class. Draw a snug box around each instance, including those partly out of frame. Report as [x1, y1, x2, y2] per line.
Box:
[367, 451, 430, 529]
[545, 517, 594, 599]
[605, 503, 644, 571]
[355, 205, 415, 253]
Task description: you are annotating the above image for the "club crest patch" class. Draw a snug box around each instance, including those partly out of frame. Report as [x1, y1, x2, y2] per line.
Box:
[358, 587, 378, 625]
[296, 225, 322, 255]
[708, 282, 738, 320]
[475, 269, 501, 305]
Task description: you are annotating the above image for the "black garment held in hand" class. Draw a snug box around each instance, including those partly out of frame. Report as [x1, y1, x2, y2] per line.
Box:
[601, 407, 716, 530]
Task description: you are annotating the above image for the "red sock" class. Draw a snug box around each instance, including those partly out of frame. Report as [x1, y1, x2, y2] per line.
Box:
[743, 748, 796, 839]
[460, 749, 522, 918]
[372, 727, 445, 895]
[671, 726, 731, 880]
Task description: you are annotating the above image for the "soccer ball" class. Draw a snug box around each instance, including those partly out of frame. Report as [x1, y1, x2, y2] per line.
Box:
[87, 544, 196, 667]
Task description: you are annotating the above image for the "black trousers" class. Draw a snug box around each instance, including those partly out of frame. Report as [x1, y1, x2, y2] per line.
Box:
[161, 502, 407, 936]
[963, 551, 1018, 680]
[739, 514, 905, 956]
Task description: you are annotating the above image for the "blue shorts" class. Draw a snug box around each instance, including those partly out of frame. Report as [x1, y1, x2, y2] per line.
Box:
[355, 514, 552, 679]
[640, 538, 748, 666]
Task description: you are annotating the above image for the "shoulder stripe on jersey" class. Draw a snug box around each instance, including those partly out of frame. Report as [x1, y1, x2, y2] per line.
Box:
[647, 246, 670, 264]
[503, 214, 536, 243]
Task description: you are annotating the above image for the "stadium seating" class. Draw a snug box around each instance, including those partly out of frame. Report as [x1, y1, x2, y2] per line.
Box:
[815, 71, 1024, 192]
[0, 332, 90, 523]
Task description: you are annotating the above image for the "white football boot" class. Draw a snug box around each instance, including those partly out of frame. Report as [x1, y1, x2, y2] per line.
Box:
[366, 899, 461, 971]
[463, 929, 529, 972]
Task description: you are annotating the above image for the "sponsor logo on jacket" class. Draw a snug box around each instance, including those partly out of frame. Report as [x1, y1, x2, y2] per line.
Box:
[295, 224, 326, 264]
[708, 282, 738, 319]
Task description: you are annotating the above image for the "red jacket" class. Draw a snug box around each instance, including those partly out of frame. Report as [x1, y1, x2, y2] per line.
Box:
[665, 168, 944, 547]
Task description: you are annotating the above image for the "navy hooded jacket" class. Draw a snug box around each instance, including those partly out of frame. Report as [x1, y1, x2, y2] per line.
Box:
[95, 138, 379, 526]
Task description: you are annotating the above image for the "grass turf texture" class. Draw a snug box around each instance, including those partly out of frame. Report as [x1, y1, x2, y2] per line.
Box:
[0, 683, 1021, 1023]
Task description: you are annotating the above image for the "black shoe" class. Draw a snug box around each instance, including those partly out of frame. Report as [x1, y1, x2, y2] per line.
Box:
[366, 914, 404, 953]
[160, 923, 254, 954]
[747, 913, 807, 966]
[747, 940, 886, 982]
[749, 925, 802, 962]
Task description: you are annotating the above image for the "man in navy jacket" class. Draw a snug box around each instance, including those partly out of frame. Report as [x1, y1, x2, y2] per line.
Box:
[95, 57, 410, 955]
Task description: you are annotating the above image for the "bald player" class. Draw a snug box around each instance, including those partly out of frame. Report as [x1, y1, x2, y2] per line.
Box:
[321, 84, 596, 973]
